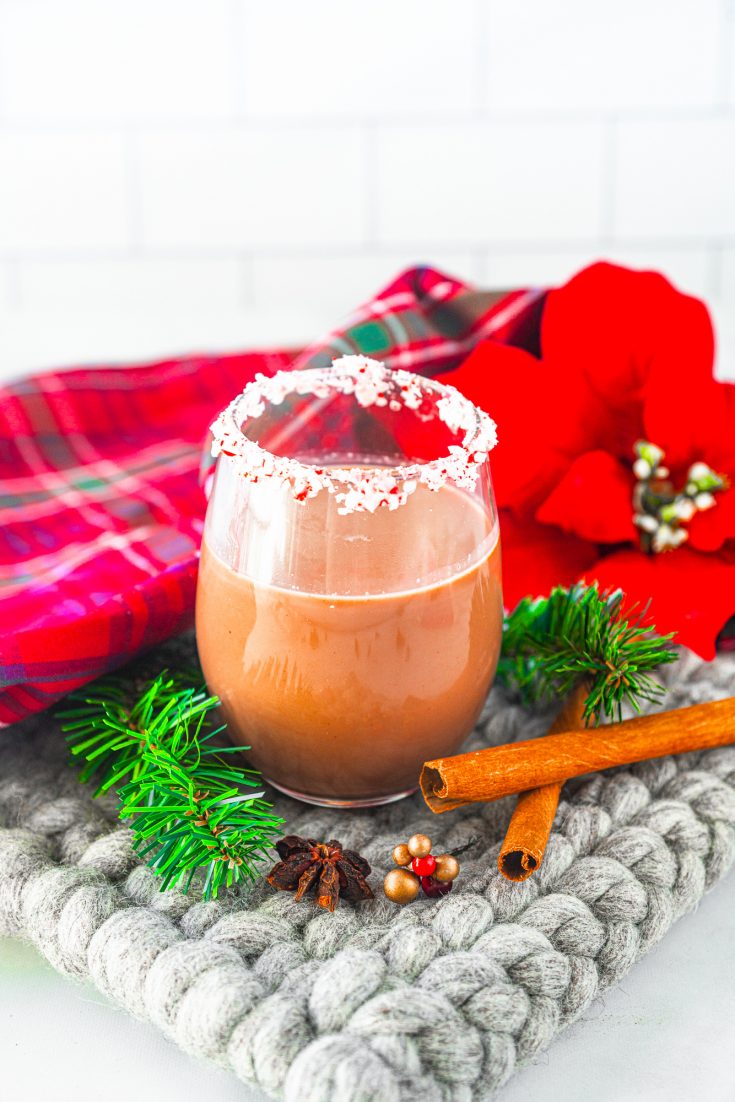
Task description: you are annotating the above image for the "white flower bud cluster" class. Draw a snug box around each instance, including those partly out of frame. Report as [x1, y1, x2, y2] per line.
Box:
[651, 524, 688, 553]
[632, 440, 727, 554]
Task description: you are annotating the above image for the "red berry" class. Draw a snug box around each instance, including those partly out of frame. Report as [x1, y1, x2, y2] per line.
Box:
[412, 855, 437, 876]
[421, 875, 453, 898]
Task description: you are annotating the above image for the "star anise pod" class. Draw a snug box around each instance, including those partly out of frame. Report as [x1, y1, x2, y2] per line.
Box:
[266, 835, 373, 912]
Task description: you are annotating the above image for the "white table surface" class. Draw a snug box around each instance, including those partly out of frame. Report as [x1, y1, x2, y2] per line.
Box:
[2, 300, 734, 1100]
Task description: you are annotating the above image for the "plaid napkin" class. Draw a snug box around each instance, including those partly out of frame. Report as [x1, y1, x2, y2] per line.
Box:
[0, 267, 542, 726]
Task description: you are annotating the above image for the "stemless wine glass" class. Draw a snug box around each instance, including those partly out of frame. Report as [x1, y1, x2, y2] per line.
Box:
[195, 356, 503, 807]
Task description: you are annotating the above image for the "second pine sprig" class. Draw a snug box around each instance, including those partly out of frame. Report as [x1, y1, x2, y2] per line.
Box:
[60, 672, 284, 900]
[497, 582, 677, 725]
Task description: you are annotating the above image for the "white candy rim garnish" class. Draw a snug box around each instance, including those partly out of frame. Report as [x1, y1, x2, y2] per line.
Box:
[209, 355, 497, 514]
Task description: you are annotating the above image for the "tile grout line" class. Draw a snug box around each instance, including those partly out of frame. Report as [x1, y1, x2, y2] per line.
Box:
[122, 131, 144, 258]
[1, 239, 734, 263]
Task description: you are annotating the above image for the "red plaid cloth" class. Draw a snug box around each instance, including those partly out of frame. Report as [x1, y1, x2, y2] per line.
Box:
[0, 267, 543, 726]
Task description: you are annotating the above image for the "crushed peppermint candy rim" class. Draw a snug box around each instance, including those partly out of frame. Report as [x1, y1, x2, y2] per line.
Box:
[209, 355, 497, 515]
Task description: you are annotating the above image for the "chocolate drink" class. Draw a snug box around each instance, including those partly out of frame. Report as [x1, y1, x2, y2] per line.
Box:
[196, 480, 503, 806]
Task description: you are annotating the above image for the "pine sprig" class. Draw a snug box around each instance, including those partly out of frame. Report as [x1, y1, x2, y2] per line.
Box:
[60, 672, 284, 900]
[497, 582, 677, 725]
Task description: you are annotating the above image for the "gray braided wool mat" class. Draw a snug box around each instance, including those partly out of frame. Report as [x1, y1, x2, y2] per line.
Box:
[2, 643, 735, 1102]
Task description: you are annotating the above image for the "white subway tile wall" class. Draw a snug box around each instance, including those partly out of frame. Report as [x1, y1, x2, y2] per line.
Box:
[16, 258, 247, 311]
[0, 1, 236, 122]
[243, 1, 479, 117]
[485, 1, 724, 112]
[249, 251, 478, 319]
[0, 0, 734, 354]
[477, 247, 715, 300]
[0, 132, 129, 251]
[614, 119, 735, 239]
[136, 128, 368, 248]
[375, 121, 606, 244]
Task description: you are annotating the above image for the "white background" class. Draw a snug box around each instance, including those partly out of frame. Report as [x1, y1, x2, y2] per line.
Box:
[1, 0, 735, 382]
[2, 3, 735, 1100]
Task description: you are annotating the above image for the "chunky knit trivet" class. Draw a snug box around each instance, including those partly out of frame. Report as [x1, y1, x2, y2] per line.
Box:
[2, 645, 735, 1102]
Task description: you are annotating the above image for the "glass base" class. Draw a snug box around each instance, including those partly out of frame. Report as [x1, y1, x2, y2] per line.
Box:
[265, 777, 418, 809]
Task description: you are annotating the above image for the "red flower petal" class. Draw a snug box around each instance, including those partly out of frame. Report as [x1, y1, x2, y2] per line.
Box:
[499, 509, 601, 611]
[444, 341, 572, 515]
[450, 263, 734, 660]
[687, 484, 735, 552]
[536, 450, 637, 544]
[583, 546, 735, 659]
[542, 262, 714, 461]
[644, 377, 735, 475]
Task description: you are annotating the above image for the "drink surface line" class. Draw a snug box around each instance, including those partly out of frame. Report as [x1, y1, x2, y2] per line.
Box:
[201, 517, 499, 603]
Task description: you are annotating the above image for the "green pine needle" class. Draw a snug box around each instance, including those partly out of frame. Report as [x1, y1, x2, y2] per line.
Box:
[59, 671, 284, 900]
[497, 582, 677, 725]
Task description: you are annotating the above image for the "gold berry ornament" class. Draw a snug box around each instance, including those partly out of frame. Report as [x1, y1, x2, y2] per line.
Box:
[384, 835, 460, 903]
[433, 854, 460, 882]
[392, 843, 412, 866]
[407, 833, 432, 858]
[383, 867, 420, 905]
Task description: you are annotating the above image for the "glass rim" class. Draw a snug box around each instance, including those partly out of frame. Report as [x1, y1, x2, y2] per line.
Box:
[209, 356, 497, 515]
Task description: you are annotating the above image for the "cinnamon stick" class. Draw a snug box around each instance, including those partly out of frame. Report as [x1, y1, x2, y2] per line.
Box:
[498, 684, 588, 882]
[420, 696, 735, 813]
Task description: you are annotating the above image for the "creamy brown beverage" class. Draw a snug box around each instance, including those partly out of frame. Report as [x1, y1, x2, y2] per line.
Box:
[196, 481, 503, 805]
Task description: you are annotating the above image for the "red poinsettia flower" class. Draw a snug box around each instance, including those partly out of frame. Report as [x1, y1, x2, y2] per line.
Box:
[441, 262, 735, 659]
